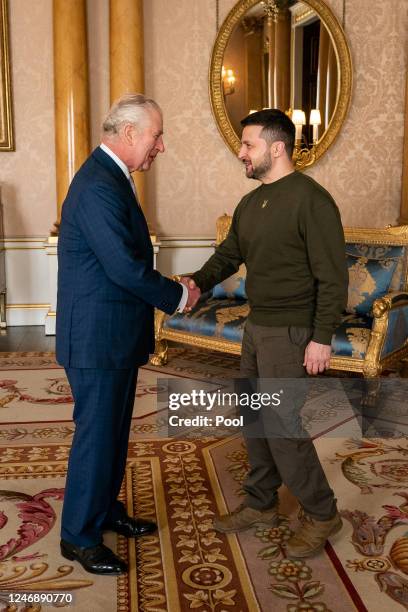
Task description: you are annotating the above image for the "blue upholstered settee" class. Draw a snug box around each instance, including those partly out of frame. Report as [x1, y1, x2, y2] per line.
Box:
[151, 215, 408, 378]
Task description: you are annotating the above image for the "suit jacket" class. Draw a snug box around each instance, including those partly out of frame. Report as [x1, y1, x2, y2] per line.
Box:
[56, 147, 182, 369]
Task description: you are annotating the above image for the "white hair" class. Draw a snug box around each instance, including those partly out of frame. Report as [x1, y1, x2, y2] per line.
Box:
[102, 93, 161, 135]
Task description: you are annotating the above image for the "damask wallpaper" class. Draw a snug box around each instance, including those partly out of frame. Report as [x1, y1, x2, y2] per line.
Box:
[145, 0, 408, 236]
[0, 0, 406, 237]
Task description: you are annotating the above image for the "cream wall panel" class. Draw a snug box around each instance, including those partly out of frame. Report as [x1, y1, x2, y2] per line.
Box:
[5, 240, 49, 326]
[156, 240, 214, 277]
[6, 305, 49, 327]
[3, 238, 213, 328]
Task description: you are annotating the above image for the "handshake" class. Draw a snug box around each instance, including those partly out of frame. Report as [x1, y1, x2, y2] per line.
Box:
[179, 276, 201, 313]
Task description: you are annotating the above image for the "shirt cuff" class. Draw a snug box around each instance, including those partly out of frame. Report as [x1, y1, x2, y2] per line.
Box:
[176, 283, 188, 312]
[312, 328, 333, 346]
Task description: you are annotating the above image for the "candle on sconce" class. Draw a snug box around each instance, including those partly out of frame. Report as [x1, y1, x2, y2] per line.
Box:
[221, 66, 236, 95]
[310, 109, 321, 143]
[292, 109, 306, 143]
[226, 69, 235, 88]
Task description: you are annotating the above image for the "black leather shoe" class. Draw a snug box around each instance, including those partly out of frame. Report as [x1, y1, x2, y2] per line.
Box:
[104, 515, 157, 538]
[60, 539, 127, 575]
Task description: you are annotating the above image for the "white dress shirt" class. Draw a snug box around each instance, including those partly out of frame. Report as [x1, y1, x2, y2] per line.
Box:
[99, 144, 188, 312]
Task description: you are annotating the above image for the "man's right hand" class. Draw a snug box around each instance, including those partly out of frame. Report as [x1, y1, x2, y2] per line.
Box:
[180, 277, 201, 312]
[303, 340, 331, 375]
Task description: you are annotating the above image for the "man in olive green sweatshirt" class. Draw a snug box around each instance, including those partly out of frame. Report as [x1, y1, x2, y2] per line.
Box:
[184, 109, 348, 558]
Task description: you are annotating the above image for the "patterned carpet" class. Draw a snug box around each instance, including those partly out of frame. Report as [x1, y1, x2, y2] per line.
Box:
[0, 348, 407, 611]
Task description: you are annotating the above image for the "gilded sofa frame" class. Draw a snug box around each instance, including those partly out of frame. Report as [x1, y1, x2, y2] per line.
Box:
[151, 215, 408, 378]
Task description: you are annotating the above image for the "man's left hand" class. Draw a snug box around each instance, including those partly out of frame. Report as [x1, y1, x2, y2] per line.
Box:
[303, 341, 331, 375]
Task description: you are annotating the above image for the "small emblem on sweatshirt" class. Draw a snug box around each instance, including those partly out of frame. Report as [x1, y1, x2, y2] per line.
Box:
[261, 199, 268, 208]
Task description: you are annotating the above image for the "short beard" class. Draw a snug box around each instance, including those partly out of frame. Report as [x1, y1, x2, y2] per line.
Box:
[249, 150, 272, 180]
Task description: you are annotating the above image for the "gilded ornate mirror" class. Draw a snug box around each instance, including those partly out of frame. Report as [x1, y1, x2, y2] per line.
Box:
[209, 0, 352, 169]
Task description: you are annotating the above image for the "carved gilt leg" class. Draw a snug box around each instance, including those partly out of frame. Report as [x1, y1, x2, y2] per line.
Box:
[150, 337, 168, 366]
[358, 367, 381, 437]
[150, 310, 169, 366]
[361, 307, 387, 413]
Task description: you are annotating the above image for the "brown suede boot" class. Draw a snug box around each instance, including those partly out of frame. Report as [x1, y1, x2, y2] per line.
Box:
[213, 503, 279, 533]
[285, 509, 343, 558]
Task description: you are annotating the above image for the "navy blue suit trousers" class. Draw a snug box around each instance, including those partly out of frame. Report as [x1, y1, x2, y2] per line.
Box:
[61, 367, 138, 546]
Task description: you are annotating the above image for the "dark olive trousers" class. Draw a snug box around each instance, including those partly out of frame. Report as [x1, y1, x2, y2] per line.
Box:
[240, 320, 337, 521]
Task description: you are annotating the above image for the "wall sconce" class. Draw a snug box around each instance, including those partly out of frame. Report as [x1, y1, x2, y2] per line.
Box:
[309, 109, 321, 144]
[292, 109, 306, 144]
[222, 65, 236, 96]
[291, 107, 321, 169]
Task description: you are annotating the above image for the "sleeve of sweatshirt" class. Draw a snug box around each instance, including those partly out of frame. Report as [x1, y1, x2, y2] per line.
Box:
[304, 196, 349, 345]
[191, 208, 244, 293]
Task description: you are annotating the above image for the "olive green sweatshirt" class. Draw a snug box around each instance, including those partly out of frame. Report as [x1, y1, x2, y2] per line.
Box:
[192, 171, 348, 345]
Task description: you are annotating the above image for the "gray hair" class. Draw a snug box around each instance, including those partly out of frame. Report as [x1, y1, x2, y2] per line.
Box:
[102, 93, 161, 135]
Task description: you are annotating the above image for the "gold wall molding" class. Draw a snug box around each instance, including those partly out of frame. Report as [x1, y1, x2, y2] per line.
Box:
[0, 0, 13, 151]
[4, 238, 47, 243]
[6, 303, 50, 310]
[53, 0, 90, 227]
[3, 237, 49, 249]
[4, 246, 45, 250]
[159, 243, 214, 249]
[400, 70, 408, 224]
[159, 236, 215, 241]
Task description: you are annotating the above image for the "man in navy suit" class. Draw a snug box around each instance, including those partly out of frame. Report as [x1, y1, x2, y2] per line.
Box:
[56, 93, 200, 575]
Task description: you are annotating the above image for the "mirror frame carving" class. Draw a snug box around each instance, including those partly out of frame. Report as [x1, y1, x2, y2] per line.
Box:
[209, 0, 352, 169]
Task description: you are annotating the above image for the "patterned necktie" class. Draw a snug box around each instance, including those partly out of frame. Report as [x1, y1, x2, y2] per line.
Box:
[129, 174, 136, 196]
[128, 174, 141, 208]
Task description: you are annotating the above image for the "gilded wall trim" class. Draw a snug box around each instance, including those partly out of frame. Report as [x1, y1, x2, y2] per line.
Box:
[6, 303, 50, 310]
[4, 246, 46, 250]
[0, 0, 14, 151]
[400, 70, 408, 224]
[159, 244, 214, 249]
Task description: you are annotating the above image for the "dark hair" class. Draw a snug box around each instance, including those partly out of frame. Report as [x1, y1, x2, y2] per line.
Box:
[240, 109, 295, 158]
